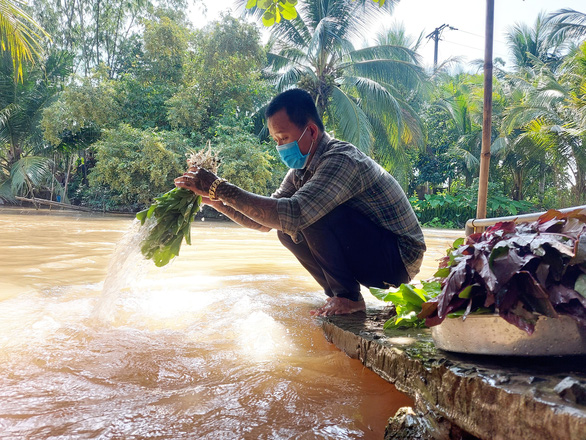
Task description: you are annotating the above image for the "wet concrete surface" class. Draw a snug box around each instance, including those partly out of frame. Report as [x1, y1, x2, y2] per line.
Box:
[321, 308, 586, 440]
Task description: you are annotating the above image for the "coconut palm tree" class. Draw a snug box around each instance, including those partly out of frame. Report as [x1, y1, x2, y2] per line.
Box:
[372, 21, 424, 53]
[0, 0, 49, 81]
[0, 50, 72, 203]
[493, 11, 586, 205]
[506, 11, 565, 71]
[432, 72, 486, 188]
[240, 0, 427, 180]
[500, 45, 586, 206]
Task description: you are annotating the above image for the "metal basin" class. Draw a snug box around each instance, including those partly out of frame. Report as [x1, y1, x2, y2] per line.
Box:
[431, 314, 586, 356]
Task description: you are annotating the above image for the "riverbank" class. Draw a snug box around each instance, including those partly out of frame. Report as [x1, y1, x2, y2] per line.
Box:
[321, 310, 586, 440]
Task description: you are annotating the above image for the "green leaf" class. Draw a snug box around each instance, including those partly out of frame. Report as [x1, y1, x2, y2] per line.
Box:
[278, 2, 297, 20]
[421, 280, 442, 297]
[183, 224, 192, 246]
[152, 247, 173, 267]
[380, 290, 404, 304]
[384, 310, 426, 329]
[452, 237, 465, 248]
[575, 274, 586, 299]
[369, 287, 390, 301]
[245, 0, 257, 8]
[458, 285, 473, 299]
[136, 209, 148, 224]
[434, 267, 451, 278]
[489, 243, 509, 266]
[146, 203, 157, 218]
[169, 234, 183, 257]
[262, 10, 276, 26]
[391, 284, 425, 307]
[176, 214, 185, 234]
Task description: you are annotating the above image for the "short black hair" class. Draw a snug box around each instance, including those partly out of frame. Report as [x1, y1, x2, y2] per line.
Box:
[265, 88, 325, 132]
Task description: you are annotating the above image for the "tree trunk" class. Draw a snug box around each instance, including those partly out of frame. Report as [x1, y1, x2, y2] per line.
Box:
[95, 0, 101, 67]
[476, 0, 495, 221]
[513, 168, 523, 201]
[8, 142, 22, 166]
[49, 154, 56, 210]
[538, 164, 546, 198]
[63, 155, 74, 204]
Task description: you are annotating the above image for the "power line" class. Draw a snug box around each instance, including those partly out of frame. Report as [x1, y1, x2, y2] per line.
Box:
[454, 28, 507, 45]
[455, 29, 486, 39]
[442, 39, 485, 53]
[439, 39, 510, 63]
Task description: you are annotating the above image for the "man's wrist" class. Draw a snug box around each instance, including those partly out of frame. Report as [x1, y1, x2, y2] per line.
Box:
[208, 178, 226, 201]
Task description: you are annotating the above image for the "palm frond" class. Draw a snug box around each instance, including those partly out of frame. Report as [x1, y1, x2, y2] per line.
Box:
[373, 21, 424, 53]
[275, 65, 313, 91]
[350, 44, 419, 64]
[10, 155, 52, 193]
[266, 50, 307, 71]
[0, 102, 20, 129]
[343, 58, 424, 91]
[397, 102, 425, 147]
[491, 136, 510, 156]
[0, 178, 16, 202]
[452, 141, 480, 171]
[266, 12, 311, 49]
[329, 86, 372, 153]
[343, 75, 401, 116]
[367, 113, 393, 161]
[547, 9, 586, 42]
[0, 0, 50, 81]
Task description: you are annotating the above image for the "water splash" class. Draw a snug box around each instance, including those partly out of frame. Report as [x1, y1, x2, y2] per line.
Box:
[91, 218, 153, 324]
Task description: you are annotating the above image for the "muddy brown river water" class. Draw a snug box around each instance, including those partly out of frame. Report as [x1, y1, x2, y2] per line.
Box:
[0, 208, 462, 439]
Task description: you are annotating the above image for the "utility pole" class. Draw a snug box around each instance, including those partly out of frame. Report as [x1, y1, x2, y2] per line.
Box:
[425, 24, 457, 70]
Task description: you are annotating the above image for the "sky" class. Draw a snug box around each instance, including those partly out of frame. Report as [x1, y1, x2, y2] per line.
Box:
[187, 0, 586, 69]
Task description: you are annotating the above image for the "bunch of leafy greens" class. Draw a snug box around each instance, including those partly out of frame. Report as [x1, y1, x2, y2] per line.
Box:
[135, 146, 219, 267]
[370, 281, 442, 329]
[136, 188, 201, 267]
[418, 209, 586, 334]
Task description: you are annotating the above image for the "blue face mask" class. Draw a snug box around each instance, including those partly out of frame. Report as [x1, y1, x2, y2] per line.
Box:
[276, 126, 315, 169]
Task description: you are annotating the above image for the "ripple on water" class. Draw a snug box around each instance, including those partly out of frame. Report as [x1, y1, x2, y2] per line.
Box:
[0, 211, 423, 439]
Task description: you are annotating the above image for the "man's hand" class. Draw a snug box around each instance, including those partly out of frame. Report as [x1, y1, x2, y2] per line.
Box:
[174, 166, 218, 200]
[176, 165, 281, 231]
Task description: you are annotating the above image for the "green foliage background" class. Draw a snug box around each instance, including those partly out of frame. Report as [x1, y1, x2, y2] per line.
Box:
[0, 0, 585, 227]
[89, 125, 188, 208]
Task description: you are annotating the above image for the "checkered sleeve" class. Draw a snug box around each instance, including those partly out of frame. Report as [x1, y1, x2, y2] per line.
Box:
[271, 169, 297, 199]
[276, 152, 365, 240]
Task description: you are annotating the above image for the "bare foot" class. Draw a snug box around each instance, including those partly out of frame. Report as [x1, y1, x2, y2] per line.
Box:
[310, 297, 366, 317]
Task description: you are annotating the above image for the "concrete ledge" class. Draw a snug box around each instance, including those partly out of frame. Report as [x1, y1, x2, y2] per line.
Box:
[321, 310, 586, 440]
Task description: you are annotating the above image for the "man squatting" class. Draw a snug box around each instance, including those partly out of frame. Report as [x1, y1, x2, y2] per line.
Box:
[174, 88, 426, 316]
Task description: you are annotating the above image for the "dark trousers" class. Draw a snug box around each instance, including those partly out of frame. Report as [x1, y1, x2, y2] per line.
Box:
[277, 204, 409, 302]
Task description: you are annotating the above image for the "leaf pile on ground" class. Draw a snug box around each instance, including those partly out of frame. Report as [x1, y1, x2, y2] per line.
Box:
[418, 209, 586, 334]
[135, 146, 220, 267]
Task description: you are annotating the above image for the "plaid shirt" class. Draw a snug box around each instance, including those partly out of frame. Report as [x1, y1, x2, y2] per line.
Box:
[272, 133, 426, 280]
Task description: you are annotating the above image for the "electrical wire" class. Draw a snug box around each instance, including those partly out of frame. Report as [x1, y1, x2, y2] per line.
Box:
[453, 28, 507, 45]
